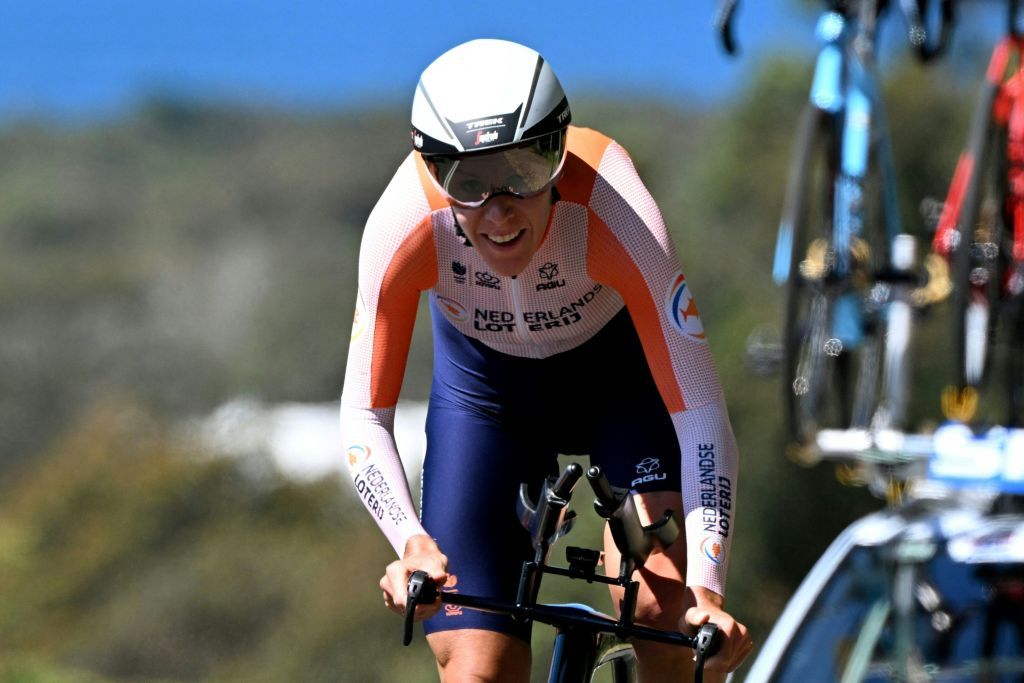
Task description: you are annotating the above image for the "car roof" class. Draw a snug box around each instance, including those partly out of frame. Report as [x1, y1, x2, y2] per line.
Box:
[745, 494, 1024, 682]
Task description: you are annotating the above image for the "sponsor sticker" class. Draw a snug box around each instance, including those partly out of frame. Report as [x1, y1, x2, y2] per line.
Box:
[635, 457, 660, 474]
[665, 272, 706, 341]
[701, 536, 724, 565]
[452, 106, 521, 149]
[452, 261, 467, 284]
[631, 457, 667, 487]
[475, 271, 501, 290]
[539, 262, 559, 280]
[436, 295, 469, 324]
[442, 574, 463, 616]
[346, 444, 372, 472]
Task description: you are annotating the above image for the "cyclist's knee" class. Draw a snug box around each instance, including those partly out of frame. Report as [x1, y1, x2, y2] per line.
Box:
[427, 628, 530, 682]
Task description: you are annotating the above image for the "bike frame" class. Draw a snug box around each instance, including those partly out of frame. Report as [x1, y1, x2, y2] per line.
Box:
[773, 3, 903, 304]
[403, 465, 718, 683]
[772, 0, 924, 440]
[933, 2, 1024, 281]
[931, 0, 1024, 424]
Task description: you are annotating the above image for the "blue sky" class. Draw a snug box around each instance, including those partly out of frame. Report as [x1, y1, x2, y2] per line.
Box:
[0, 0, 813, 120]
[0, 1, 1004, 122]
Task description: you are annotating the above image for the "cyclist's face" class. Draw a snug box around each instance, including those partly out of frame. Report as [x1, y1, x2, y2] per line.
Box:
[452, 191, 553, 277]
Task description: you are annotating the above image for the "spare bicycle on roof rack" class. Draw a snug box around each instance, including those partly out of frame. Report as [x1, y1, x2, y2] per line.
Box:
[931, 0, 1024, 429]
[721, 0, 954, 462]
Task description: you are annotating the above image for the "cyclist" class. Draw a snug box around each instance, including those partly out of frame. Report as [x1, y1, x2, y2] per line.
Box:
[341, 38, 751, 681]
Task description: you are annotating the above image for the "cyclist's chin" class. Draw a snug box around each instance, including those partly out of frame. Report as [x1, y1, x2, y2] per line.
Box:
[478, 236, 536, 277]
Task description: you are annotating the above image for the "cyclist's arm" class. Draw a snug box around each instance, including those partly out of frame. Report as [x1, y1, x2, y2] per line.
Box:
[585, 140, 739, 598]
[340, 153, 439, 556]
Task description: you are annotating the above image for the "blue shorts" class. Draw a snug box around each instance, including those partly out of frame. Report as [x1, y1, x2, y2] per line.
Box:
[420, 301, 681, 641]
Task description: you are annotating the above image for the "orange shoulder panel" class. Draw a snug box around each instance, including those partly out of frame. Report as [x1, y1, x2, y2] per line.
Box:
[556, 126, 613, 205]
[370, 215, 438, 407]
[586, 211, 686, 413]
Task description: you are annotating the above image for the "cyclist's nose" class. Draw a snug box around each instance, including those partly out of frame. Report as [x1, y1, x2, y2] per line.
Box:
[480, 196, 517, 224]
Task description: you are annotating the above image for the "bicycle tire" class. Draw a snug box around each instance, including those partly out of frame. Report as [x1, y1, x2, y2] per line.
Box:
[780, 104, 844, 454]
[1008, 296, 1024, 425]
[950, 78, 1006, 419]
[781, 101, 897, 453]
[591, 641, 636, 683]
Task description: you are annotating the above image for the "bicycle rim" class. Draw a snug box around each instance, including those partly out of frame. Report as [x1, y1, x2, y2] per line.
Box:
[847, 118, 893, 432]
[782, 105, 844, 452]
[1008, 296, 1024, 425]
[951, 97, 1007, 416]
[591, 642, 636, 683]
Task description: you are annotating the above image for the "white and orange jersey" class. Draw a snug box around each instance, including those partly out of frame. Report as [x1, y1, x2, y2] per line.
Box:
[341, 126, 739, 596]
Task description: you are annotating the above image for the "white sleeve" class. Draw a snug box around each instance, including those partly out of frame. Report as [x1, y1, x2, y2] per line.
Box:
[340, 154, 436, 556]
[340, 404, 426, 555]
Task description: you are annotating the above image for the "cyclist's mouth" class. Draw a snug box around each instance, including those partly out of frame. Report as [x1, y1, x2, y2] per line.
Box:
[484, 229, 525, 247]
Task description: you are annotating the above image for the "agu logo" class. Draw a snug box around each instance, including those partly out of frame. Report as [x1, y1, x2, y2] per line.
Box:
[701, 536, 724, 565]
[346, 445, 372, 472]
[665, 272, 706, 341]
[631, 457, 667, 487]
[436, 295, 469, 324]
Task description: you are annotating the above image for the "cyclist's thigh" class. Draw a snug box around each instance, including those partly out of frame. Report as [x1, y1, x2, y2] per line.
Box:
[427, 628, 530, 683]
[586, 362, 681, 496]
[420, 399, 555, 641]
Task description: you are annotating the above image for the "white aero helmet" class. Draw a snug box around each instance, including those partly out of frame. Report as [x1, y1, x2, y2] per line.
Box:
[411, 39, 572, 206]
[411, 38, 571, 154]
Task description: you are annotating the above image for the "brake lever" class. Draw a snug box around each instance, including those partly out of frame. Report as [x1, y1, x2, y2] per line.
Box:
[403, 570, 438, 646]
[693, 622, 721, 683]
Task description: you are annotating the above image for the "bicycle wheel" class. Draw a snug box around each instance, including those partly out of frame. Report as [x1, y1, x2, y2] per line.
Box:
[781, 104, 844, 454]
[591, 639, 635, 683]
[782, 102, 895, 454]
[1008, 295, 1024, 425]
[949, 90, 1007, 421]
[843, 127, 894, 435]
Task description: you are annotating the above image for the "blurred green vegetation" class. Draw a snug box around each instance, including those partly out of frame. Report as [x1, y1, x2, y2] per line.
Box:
[0, 44, 983, 680]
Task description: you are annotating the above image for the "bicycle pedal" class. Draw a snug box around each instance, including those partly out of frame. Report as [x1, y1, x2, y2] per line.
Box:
[834, 462, 866, 487]
[941, 385, 979, 422]
[912, 254, 952, 307]
[799, 238, 832, 281]
[785, 440, 822, 467]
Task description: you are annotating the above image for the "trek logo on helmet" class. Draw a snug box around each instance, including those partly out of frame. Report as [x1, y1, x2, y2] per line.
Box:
[450, 106, 521, 150]
[466, 117, 504, 130]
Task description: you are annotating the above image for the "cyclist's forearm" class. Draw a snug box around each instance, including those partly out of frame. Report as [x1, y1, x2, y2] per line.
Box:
[341, 404, 426, 554]
[674, 399, 739, 596]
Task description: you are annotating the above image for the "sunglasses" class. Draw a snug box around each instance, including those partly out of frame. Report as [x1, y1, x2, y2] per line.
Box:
[424, 130, 567, 208]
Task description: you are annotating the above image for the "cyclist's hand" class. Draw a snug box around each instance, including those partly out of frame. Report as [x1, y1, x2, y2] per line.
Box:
[682, 586, 753, 674]
[380, 534, 448, 621]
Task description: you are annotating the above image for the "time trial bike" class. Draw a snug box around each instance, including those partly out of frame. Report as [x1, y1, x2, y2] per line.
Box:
[401, 463, 722, 683]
